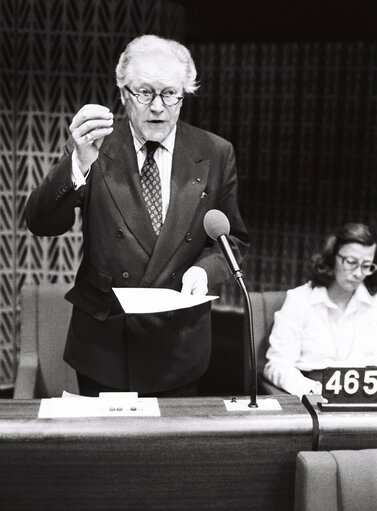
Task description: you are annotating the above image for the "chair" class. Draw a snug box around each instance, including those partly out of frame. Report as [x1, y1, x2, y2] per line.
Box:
[14, 283, 79, 398]
[295, 450, 377, 511]
[199, 290, 287, 395]
[257, 290, 288, 395]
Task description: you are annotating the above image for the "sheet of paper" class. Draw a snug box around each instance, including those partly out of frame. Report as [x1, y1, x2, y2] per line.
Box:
[113, 287, 218, 314]
[38, 392, 160, 418]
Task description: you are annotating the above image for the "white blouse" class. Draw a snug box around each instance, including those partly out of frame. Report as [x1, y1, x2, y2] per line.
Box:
[263, 282, 377, 397]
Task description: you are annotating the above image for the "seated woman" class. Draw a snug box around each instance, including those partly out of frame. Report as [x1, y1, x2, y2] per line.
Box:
[263, 222, 377, 398]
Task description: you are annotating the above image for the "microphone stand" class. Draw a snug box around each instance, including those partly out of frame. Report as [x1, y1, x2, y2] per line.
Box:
[233, 270, 258, 408]
[216, 233, 258, 407]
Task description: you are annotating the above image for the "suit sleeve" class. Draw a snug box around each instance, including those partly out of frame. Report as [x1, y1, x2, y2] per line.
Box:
[194, 142, 249, 293]
[25, 153, 85, 236]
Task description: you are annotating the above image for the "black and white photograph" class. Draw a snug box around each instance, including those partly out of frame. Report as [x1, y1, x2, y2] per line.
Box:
[0, 0, 377, 509]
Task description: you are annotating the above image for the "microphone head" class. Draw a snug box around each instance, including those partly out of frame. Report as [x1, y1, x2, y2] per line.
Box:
[203, 209, 230, 240]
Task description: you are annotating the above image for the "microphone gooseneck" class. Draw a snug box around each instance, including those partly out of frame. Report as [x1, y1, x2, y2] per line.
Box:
[203, 209, 258, 408]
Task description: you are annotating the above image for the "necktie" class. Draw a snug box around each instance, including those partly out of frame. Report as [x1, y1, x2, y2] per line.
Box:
[140, 141, 163, 235]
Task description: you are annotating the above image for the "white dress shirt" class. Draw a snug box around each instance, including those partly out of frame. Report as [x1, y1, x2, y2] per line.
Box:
[263, 282, 377, 397]
[71, 123, 176, 222]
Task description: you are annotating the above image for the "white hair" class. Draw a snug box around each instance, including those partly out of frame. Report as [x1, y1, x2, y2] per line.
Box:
[115, 34, 199, 94]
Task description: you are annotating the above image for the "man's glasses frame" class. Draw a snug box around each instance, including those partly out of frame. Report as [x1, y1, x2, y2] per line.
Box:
[336, 253, 377, 275]
[124, 85, 183, 106]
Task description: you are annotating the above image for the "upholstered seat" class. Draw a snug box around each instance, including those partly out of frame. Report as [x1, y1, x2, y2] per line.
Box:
[14, 283, 78, 398]
[295, 450, 377, 511]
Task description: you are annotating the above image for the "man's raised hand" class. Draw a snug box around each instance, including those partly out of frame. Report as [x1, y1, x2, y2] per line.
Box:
[70, 104, 113, 173]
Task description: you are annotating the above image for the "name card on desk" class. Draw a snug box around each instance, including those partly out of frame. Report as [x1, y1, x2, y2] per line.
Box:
[38, 392, 161, 418]
[320, 367, 377, 411]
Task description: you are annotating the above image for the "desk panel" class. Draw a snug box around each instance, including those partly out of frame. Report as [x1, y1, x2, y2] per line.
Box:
[0, 396, 311, 510]
[303, 394, 377, 450]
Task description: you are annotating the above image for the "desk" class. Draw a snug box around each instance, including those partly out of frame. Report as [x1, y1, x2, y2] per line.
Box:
[0, 396, 311, 510]
[303, 394, 377, 451]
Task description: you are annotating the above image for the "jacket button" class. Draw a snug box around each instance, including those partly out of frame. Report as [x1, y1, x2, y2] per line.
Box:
[171, 272, 176, 279]
[122, 271, 130, 279]
[117, 229, 124, 239]
[185, 232, 192, 242]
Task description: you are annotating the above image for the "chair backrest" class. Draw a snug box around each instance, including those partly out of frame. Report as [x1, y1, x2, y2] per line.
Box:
[200, 290, 287, 395]
[259, 290, 287, 367]
[295, 450, 377, 511]
[249, 292, 265, 370]
[15, 283, 79, 398]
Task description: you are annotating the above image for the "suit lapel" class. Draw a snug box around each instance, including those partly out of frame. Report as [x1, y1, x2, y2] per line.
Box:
[98, 119, 209, 285]
[99, 119, 156, 256]
[142, 123, 210, 286]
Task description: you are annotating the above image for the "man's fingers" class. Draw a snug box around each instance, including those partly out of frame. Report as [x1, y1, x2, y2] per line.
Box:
[180, 280, 191, 295]
[181, 279, 208, 296]
[181, 266, 208, 295]
[74, 118, 113, 137]
[76, 124, 113, 144]
[70, 104, 113, 131]
[79, 127, 113, 147]
[191, 283, 208, 296]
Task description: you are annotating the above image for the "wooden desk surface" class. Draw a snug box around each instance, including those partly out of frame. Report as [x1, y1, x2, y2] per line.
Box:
[303, 394, 377, 450]
[0, 396, 311, 510]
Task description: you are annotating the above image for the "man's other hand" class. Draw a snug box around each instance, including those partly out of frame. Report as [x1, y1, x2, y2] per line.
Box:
[181, 266, 208, 295]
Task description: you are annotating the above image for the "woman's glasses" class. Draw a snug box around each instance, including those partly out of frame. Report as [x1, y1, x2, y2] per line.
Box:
[336, 253, 377, 275]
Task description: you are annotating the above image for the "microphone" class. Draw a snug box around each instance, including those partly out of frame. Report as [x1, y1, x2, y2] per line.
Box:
[203, 209, 258, 408]
[203, 209, 243, 281]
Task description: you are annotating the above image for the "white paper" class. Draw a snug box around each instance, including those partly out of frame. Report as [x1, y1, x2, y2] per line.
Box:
[113, 287, 218, 314]
[224, 398, 282, 411]
[38, 392, 160, 418]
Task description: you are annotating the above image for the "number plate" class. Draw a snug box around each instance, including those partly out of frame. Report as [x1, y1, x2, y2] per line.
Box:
[322, 367, 377, 404]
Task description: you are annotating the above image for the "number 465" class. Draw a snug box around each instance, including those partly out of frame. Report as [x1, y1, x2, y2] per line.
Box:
[325, 369, 377, 395]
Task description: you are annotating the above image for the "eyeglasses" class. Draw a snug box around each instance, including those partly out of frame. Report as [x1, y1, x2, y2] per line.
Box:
[336, 253, 377, 275]
[124, 85, 183, 106]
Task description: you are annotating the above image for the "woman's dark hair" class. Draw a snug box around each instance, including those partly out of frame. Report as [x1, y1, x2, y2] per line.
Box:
[310, 222, 377, 295]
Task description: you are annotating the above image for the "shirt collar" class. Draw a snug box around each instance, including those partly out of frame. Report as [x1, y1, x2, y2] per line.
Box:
[353, 282, 373, 305]
[311, 285, 336, 308]
[129, 122, 176, 154]
[310, 282, 373, 309]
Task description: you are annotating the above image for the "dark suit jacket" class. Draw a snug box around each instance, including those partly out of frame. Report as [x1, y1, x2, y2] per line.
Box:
[26, 118, 249, 393]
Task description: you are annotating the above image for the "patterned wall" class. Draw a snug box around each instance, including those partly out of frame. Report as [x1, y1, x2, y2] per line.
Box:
[1, 1, 376, 384]
[0, 0, 184, 385]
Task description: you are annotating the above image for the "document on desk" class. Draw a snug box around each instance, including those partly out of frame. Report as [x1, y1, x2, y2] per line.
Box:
[38, 392, 161, 418]
[113, 287, 218, 314]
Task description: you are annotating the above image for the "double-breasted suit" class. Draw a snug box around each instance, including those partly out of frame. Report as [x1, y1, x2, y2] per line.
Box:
[26, 118, 249, 393]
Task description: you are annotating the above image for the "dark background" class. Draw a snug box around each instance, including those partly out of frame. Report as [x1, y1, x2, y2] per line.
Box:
[174, 0, 377, 300]
[178, 0, 377, 43]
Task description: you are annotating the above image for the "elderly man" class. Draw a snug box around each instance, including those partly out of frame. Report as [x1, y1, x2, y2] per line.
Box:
[26, 35, 249, 397]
